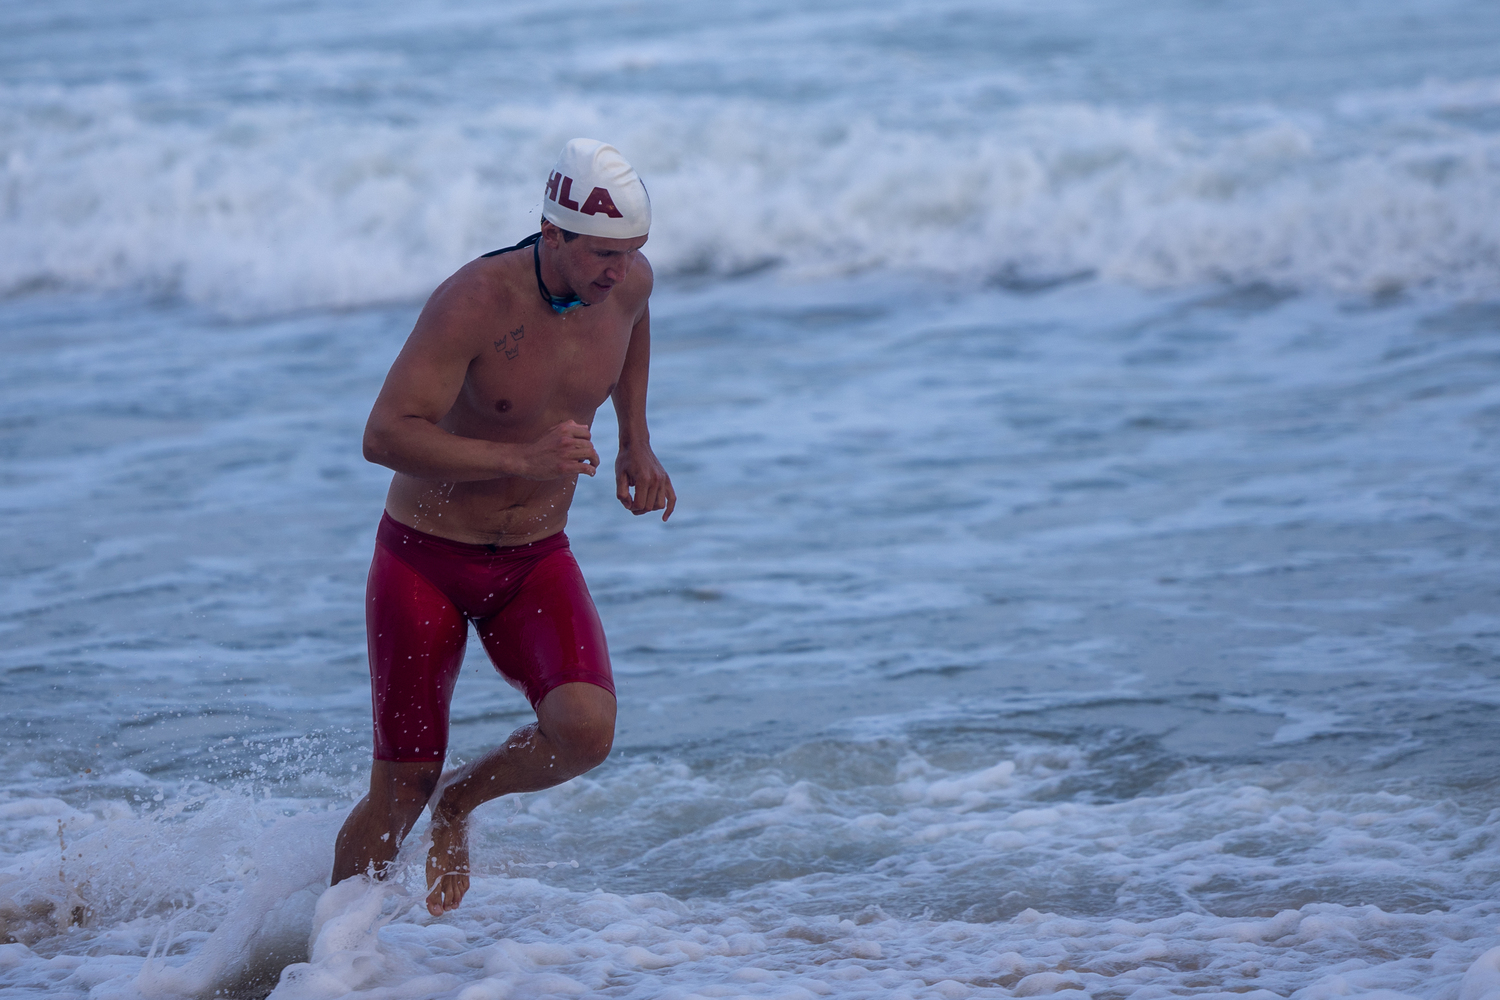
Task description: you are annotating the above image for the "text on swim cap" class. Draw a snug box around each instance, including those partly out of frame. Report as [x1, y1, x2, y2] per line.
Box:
[546, 172, 624, 219]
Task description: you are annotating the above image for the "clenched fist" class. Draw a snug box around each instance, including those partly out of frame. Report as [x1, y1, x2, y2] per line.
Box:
[514, 420, 600, 480]
[616, 442, 676, 520]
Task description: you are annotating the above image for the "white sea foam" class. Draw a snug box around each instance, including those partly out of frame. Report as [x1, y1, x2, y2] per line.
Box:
[0, 790, 335, 998]
[3, 76, 1499, 314]
[3, 746, 1495, 998]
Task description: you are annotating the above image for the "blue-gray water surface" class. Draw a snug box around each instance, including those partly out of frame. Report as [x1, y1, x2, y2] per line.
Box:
[2, 1, 1500, 997]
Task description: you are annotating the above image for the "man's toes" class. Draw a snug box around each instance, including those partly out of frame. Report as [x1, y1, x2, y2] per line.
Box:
[425, 877, 450, 916]
[426, 873, 468, 915]
[446, 874, 469, 911]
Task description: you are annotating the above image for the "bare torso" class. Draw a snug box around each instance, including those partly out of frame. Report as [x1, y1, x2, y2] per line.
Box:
[378, 238, 650, 545]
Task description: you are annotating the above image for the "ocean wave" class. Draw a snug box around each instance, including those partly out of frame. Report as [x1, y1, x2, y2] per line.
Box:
[3, 79, 1499, 313]
[2, 744, 1497, 998]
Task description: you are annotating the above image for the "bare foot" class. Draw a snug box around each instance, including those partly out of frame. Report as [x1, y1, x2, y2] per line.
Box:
[426, 810, 470, 916]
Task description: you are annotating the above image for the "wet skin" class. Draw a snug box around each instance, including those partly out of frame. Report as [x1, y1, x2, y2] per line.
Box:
[334, 220, 675, 915]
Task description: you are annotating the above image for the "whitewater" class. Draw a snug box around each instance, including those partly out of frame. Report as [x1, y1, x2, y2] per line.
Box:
[3, 0, 1500, 997]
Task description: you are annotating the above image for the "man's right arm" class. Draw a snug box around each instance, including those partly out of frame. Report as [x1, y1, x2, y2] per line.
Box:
[362, 281, 599, 483]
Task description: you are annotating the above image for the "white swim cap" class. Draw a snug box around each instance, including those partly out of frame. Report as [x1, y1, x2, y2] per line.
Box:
[541, 139, 651, 239]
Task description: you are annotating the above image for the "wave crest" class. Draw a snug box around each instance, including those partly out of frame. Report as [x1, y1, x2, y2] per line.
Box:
[3, 81, 1499, 312]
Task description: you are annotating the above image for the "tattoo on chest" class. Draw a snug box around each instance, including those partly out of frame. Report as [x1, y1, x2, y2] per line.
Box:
[494, 325, 525, 360]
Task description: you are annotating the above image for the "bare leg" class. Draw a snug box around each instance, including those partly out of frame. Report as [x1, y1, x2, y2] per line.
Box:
[425, 682, 616, 916]
[332, 760, 443, 885]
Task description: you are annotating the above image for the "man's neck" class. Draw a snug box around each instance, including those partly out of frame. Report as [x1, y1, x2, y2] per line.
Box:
[536, 240, 580, 303]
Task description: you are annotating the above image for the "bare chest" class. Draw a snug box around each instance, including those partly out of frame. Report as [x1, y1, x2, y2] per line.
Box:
[451, 309, 632, 435]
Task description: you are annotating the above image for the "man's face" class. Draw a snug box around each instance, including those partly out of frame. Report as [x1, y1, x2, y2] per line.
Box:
[542, 223, 648, 305]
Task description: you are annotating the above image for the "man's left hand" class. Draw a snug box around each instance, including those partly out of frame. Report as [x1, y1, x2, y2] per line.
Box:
[615, 444, 676, 521]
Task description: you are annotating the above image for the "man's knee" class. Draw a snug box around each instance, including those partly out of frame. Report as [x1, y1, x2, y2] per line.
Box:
[553, 715, 614, 772]
[538, 683, 616, 774]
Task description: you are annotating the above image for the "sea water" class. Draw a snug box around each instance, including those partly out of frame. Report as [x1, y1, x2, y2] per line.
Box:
[3, 1, 1500, 998]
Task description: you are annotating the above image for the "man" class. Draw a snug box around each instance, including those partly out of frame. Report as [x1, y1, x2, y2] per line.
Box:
[331, 139, 674, 917]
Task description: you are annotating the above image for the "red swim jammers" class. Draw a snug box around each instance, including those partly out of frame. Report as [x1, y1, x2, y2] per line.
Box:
[365, 512, 614, 762]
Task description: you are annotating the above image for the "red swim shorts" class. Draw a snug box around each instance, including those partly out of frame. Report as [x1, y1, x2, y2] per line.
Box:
[365, 512, 614, 762]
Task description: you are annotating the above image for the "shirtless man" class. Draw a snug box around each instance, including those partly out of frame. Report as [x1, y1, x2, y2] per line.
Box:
[331, 139, 674, 916]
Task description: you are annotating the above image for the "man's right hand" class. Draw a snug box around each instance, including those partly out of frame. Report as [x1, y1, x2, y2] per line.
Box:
[515, 420, 600, 480]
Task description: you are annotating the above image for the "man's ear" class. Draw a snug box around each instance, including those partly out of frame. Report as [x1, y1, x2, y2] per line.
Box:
[539, 219, 562, 249]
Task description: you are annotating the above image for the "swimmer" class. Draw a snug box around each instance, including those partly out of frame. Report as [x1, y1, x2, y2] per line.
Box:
[331, 139, 674, 916]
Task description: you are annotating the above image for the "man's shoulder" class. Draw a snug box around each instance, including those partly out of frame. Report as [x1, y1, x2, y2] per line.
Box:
[633, 251, 654, 290]
[621, 251, 654, 315]
[417, 251, 528, 339]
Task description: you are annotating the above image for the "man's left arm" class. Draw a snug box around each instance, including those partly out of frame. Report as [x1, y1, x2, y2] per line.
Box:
[612, 298, 676, 520]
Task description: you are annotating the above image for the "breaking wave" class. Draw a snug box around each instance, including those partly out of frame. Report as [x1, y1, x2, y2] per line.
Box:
[3, 77, 1499, 313]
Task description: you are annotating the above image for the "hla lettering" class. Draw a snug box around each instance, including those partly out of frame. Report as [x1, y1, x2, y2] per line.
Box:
[546, 172, 624, 218]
